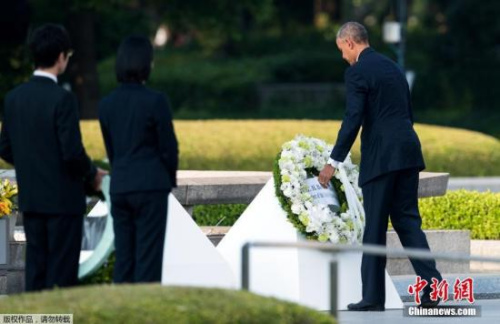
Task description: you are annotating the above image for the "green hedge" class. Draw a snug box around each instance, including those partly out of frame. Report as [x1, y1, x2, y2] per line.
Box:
[0, 285, 335, 324]
[190, 191, 500, 251]
[420, 190, 500, 240]
[99, 50, 345, 118]
[193, 190, 500, 241]
[96, 30, 500, 120]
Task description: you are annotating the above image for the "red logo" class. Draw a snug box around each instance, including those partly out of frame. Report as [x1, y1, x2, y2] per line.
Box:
[430, 277, 449, 302]
[408, 277, 475, 304]
[453, 278, 475, 303]
[407, 276, 428, 304]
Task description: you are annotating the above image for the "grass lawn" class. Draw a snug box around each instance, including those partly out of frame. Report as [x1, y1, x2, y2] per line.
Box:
[1, 120, 499, 176]
[0, 285, 336, 324]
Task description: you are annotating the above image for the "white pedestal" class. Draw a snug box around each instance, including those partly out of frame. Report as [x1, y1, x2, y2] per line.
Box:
[217, 179, 403, 311]
[161, 194, 236, 289]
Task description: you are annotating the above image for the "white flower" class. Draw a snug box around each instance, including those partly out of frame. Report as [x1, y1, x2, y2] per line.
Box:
[329, 231, 339, 244]
[291, 203, 303, 214]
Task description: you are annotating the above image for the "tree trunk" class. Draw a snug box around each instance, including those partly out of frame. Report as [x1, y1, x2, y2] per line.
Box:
[67, 10, 100, 119]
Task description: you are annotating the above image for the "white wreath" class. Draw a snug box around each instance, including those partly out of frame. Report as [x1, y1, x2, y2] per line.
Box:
[276, 135, 365, 244]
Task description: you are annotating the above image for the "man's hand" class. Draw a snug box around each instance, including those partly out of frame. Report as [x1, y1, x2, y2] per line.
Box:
[93, 168, 108, 191]
[318, 164, 335, 188]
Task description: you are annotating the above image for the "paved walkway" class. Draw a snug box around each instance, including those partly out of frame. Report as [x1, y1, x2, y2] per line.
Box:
[448, 177, 500, 192]
[337, 299, 499, 323]
[336, 273, 500, 323]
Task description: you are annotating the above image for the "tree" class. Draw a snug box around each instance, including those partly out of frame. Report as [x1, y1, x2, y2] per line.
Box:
[146, 0, 274, 55]
[0, 1, 31, 116]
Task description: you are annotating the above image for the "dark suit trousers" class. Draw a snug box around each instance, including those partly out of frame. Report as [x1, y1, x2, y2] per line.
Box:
[23, 212, 83, 292]
[111, 191, 168, 283]
[361, 168, 442, 304]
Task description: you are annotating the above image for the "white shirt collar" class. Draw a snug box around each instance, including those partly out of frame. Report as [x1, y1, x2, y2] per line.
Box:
[33, 70, 58, 83]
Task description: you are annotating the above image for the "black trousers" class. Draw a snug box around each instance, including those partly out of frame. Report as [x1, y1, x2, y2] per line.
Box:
[361, 168, 442, 304]
[111, 191, 168, 283]
[23, 212, 83, 292]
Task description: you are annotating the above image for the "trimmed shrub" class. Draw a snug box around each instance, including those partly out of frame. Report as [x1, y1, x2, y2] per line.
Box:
[98, 50, 345, 118]
[0, 285, 336, 324]
[420, 190, 500, 240]
[194, 191, 500, 241]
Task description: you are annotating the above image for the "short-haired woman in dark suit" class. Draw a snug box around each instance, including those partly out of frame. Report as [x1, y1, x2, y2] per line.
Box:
[98, 36, 178, 283]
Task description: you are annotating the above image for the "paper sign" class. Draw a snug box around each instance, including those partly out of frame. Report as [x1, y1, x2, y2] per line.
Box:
[305, 177, 340, 212]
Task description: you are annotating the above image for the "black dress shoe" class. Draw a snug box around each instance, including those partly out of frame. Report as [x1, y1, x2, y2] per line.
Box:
[347, 300, 385, 311]
[419, 295, 441, 308]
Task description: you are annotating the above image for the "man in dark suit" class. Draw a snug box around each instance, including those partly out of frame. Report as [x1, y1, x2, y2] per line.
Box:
[0, 24, 106, 291]
[319, 22, 442, 311]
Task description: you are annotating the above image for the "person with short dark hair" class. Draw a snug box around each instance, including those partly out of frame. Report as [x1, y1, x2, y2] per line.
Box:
[28, 24, 72, 68]
[98, 35, 178, 283]
[0, 23, 107, 291]
[319, 22, 442, 310]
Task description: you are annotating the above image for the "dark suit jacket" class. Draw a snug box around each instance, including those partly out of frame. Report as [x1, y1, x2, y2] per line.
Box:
[331, 48, 425, 187]
[0, 76, 96, 215]
[98, 83, 178, 195]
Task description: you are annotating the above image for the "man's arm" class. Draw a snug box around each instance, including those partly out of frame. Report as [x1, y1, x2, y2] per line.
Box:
[330, 67, 368, 162]
[155, 94, 179, 188]
[56, 92, 97, 182]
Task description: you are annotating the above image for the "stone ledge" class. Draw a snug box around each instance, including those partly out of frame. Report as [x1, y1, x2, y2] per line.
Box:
[386, 229, 470, 275]
[471, 240, 500, 272]
[174, 171, 449, 206]
[0, 169, 449, 205]
[0, 240, 26, 294]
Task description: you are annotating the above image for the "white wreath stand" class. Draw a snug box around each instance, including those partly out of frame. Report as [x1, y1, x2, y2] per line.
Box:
[216, 179, 404, 311]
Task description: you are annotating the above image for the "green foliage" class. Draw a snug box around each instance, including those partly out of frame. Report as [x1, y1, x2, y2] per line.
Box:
[152, 0, 274, 54]
[0, 3, 31, 116]
[0, 285, 336, 324]
[93, 7, 151, 60]
[80, 253, 115, 285]
[193, 204, 246, 226]
[406, 0, 500, 112]
[99, 47, 346, 117]
[30, 0, 152, 60]
[0, 46, 31, 116]
[420, 190, 500, 240]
